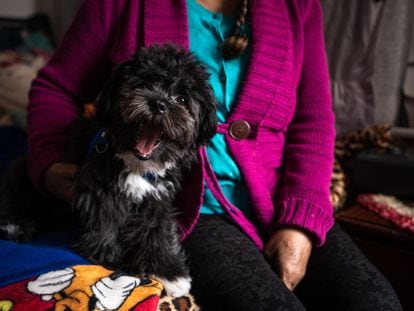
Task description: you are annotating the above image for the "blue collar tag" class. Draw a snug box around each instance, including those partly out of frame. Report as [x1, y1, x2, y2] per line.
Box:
[88, 128, 108, 156]
[143, 172, 157, 184]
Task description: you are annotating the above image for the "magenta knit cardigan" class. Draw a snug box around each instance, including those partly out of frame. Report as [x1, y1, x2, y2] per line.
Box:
[28, 0, 335, 249]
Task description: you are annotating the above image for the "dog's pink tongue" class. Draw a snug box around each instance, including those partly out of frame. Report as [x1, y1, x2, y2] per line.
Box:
[136, 124, 161, 156]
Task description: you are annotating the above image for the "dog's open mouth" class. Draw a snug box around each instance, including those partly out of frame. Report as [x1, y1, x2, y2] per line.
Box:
[134, 122, 162, 160]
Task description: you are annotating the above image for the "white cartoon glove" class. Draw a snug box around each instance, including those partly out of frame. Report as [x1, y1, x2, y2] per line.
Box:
[27, 268, 75, 301]
[92, 274, 143, 310]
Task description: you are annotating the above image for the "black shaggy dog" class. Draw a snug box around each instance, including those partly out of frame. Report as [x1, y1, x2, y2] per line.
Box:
[0, 44, 218, 297]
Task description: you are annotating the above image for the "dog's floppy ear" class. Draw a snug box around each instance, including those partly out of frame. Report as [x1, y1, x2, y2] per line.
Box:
[95, 63, 127, 126]
[196, 91, 218, 146]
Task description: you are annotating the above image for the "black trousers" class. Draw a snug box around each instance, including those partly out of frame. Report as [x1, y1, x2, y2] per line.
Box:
[182, 215, 402, 311]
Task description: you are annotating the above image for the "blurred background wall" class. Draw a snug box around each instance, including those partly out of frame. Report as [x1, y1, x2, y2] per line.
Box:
[0, 0, 80, 42]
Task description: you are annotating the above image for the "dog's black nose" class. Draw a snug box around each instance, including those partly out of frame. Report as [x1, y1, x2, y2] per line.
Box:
[156, 100, 168, 114]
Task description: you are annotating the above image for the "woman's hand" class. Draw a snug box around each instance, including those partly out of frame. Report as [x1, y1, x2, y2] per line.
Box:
[44, 162, 78, 203]
[264, 228, 312, 291]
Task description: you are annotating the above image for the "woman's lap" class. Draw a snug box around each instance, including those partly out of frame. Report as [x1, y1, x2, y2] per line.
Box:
[183, 215, 402, 311]
[182, 215, 305, 311]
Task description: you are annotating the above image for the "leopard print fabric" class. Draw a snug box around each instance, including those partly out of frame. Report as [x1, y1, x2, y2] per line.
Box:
[157, 294, 200, 311]
[330, 124, 393, 212]
[330, 159, 347, 212]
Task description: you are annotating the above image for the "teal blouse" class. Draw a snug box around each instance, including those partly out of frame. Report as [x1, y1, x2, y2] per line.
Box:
[187, 0, 252, 216]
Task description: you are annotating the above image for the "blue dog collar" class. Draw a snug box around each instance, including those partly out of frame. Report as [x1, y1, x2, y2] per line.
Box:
[88, 128, 108, 156]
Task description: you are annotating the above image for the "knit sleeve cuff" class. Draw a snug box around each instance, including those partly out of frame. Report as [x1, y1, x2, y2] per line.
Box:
[274, 198, 334, 246]
[28, 145, 66, 196]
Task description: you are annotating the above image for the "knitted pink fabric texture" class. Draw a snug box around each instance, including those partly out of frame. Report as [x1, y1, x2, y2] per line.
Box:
[28, 0, 335, 247]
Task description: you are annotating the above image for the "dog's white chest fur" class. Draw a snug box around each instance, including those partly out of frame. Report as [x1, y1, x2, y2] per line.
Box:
[119, 171, 169, 203]
[122, 173, 154, 201]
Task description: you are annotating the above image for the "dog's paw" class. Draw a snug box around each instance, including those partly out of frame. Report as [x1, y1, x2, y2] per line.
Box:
[157, 276, 192, 297]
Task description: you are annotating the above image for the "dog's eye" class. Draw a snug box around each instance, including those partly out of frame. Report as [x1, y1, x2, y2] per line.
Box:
[175, 96, 187, 105]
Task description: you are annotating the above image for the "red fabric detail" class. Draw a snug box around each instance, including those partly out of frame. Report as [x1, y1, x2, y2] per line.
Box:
[132, 296, 160, 310]
[0, 278, 54, 311]
[357, 194, 414, 234]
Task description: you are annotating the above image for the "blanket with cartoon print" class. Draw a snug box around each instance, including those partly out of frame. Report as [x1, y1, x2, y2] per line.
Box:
[0, 236, 198, 311]
[0, 265, 162, 311]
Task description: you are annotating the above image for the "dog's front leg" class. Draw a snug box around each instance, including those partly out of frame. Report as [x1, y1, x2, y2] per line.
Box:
[151, 220, 192, 298]
[123, 200, 191, 297]
[72, 191, 127, 267]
